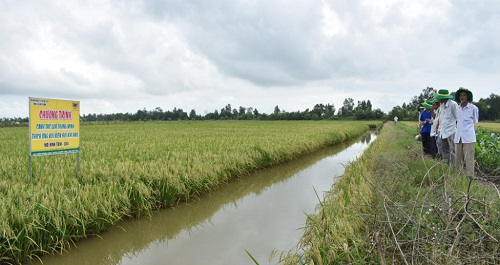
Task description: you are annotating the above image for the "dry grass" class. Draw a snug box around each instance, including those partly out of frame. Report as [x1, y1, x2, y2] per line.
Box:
[278, 122, 500, 264]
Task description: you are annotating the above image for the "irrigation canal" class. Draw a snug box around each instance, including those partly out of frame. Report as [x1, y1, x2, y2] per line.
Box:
[26, 132, 377, 265]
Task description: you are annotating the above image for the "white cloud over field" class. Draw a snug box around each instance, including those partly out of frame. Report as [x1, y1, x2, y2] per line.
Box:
[1, 0, 499, 117]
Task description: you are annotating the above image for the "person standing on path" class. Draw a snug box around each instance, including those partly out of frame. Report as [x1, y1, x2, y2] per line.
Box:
[427, 99, 439, 158]
[419, 101, 433, 155]
[417, 106, 424, 137]
[454, 87, 479, 177]
[434, 89, 458, 166]
[434, 100, 443, 159]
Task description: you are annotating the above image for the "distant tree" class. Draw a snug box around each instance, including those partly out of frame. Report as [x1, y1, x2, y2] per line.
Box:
[220, 104, 232, 119]
[366, 100, 372, 111]
[325, 103, 335, 119]
[246, 107, 253, 115]
[388, 106, 404, 121]
[312, 103, 325, 119]
[355, 109, 366, 120]
[274, 105, 280, 114]
[171, 107, 179, 120]
[238, 106, 246, 116]
[475, 100, 489, 121]
[152, 107, 164, 120]
[356, 100, 367, 111]
[135, 108, 148, 121]
[253, 108, 260, 117]
[340, 98, 355, 117]
[189, 109, 197, 120]
[408, 87, 436, 110]
[387, 87, 437, 121]
[483, 93, 500, 121]
[206, 109, 220, 120]
[372, 108, 386, 119]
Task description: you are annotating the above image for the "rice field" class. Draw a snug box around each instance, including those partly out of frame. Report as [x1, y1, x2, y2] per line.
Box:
[400, 121, 500, 134]
[0, 120, 378, 264]
[477, 122, 500, 133]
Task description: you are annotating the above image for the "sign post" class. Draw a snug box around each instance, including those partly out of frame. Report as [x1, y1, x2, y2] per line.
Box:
[28, 97, 80, 182]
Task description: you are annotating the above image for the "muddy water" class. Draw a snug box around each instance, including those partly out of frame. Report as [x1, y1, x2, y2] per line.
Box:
[26, 133, 376, 265]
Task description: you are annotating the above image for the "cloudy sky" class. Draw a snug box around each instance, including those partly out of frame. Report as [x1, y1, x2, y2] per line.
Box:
[1, 0, 499, 118]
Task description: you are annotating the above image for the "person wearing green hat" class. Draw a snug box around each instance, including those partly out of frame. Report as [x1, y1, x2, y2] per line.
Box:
[419, 101, 434, 155]
[454, 87, 479, 176]
[434, 89, 458, 165]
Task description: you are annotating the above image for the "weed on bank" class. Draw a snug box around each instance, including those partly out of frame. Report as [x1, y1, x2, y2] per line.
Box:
[279, 122, 499, 264]
[0, 121, 378, 264]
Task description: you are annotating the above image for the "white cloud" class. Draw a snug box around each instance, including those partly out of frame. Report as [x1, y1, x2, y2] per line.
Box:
[0, 0, 499, 118]
[321, 1, 347, 38]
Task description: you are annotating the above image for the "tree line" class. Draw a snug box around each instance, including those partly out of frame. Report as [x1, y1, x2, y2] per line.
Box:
[0, 99, 386, 126]
[2, 90, 498, 126]
[77, 100, 386, 122]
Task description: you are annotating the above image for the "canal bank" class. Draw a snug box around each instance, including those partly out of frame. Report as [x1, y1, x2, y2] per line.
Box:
[26, 132, 378, 265]
[2, 121, 381, 264]
[281, 123, 500, 264]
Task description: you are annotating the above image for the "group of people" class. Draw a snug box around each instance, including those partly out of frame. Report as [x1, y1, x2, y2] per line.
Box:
[417, 88, 479, 177]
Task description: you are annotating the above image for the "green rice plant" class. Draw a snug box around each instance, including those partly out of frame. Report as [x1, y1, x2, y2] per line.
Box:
[0, 120, 379, 264]
[245, 249, 260, 265]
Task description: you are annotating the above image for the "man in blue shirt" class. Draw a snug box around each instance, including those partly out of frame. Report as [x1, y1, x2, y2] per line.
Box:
[419, 101, 433, 155]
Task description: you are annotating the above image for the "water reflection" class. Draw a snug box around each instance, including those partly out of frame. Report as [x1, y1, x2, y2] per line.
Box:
[26, 133, 377, 265]
[361, 133, 371, 144]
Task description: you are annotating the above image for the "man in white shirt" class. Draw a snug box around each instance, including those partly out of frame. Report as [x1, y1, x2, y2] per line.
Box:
[434, 106, 442, 159]
[434, 89, 458, 166]
[454, 87, 479, 177]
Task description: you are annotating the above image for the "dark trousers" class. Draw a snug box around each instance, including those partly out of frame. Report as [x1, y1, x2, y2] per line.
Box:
[429, 136, 438, 158]
[421, 132, 431, 155]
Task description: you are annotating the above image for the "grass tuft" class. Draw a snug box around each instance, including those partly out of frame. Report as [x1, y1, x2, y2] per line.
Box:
[279, 121, 500, 264]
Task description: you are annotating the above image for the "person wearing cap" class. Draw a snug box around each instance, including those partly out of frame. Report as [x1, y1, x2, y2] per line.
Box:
[454, 87, 479, 176]
[434, 89, 458, 165]
[419, 101, 434, 155]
